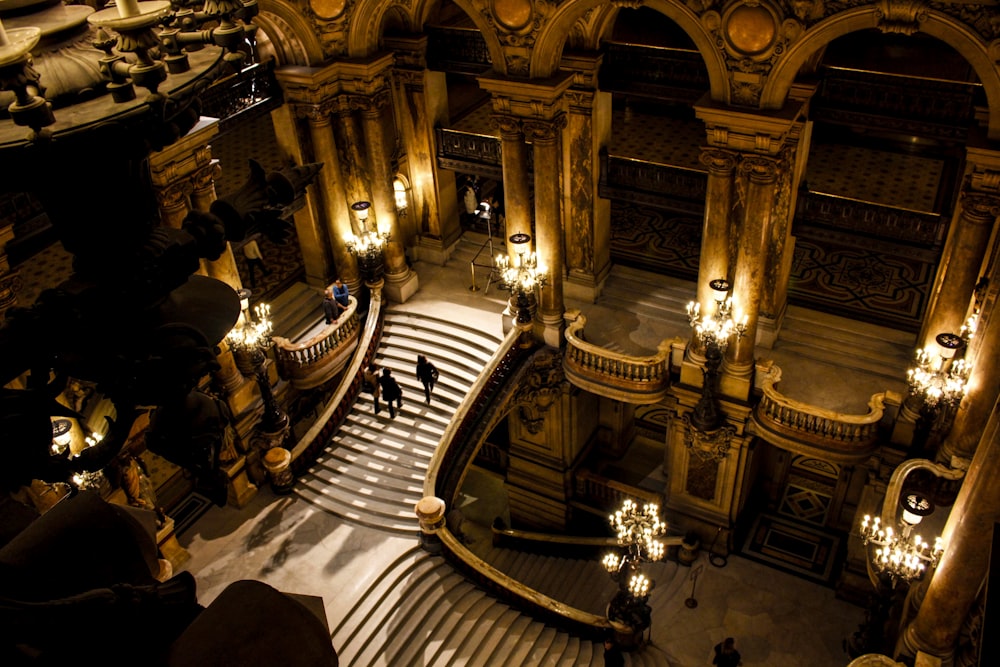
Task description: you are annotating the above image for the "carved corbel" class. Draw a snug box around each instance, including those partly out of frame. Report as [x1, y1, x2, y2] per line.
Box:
[681, 413, 737, 462]
[875, 0, 929, 36]
[513, 351, 565, 435]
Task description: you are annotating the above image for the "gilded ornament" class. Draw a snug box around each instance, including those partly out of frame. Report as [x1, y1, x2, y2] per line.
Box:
[310, 0, 346, 20]
[726, 3, 777, 55]
[494, 0, 533, 30]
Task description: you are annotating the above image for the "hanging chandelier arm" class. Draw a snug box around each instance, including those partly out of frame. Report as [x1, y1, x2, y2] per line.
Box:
[879, 458, 967, 531]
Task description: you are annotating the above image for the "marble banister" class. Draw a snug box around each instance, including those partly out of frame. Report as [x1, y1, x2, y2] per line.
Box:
[574, 468, 664, 511]
[424, 327, 629, 639]
[563, 311, 674, 404]
[749, 364, 885, 465]
[272, 296, 359, 390]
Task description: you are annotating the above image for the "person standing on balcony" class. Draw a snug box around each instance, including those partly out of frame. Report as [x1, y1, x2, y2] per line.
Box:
[378, 368, 403, 419]
[415, 354, 439, 405]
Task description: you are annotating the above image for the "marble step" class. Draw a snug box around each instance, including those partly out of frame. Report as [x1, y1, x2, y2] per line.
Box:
[329, 547, 439, 663]
[267, 281, 324, 341]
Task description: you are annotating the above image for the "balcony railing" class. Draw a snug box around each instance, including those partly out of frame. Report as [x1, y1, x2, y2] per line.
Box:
[272, 297, 359, 389]
[563, 311, 673, 404]
[749, 364, 885, 464]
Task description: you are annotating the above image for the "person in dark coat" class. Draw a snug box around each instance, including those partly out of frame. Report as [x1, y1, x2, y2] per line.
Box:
[377, 368, 403, 419]
[712, 637, 742, 667]
[362, 363, 381, 414]
[415, 354, 439, 404]
[603, 636, 624, 667]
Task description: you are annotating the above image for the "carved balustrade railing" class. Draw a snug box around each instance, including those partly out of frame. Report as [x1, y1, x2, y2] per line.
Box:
[815, 65, 979, 142]
[574, 468, 664, 514]
[272, 296, 359, 390]
[435, 127, 503, 180]
[796, 191, 945, 246]
[426, 26, 492, 75]
[600, 42, 708, 104]
[749, 364, 885, 465]
[290, 287, 385, 474]
[423, 328, 629, 639]
[200, 61, 282, 128]
[563, 311, 672, 404]
[599, 153, 706, 214]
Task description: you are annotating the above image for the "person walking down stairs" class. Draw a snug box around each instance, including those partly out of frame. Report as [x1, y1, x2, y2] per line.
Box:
[377, 368, 403, 419]
[415, 354, 439, 404]
[362, 363, 381, 414]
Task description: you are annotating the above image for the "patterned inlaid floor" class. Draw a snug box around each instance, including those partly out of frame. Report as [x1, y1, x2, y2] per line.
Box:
[610, 202, 935, 331]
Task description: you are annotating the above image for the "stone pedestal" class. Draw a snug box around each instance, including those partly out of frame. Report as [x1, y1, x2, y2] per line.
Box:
[157, 516, 190, 572]
[415, 496, 446, 553]
[223, 455, 258, 508]
[264, 447, 294, 494]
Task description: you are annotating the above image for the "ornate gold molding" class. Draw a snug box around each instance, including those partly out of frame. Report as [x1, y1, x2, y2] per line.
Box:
[513, 350, 565, 435]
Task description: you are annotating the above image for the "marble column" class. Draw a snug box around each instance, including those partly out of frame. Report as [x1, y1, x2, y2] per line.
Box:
[692, 147, 738, 357]
[356, 91, 415, 293]
[387, 36, 461, 263]
[491, 114, 532, 255]
[524, 115, 567, 348]
[920, 188, 1000, 349]
[938, 268, 1000, 462]
[334, 101, 376, 297]
[304, 103, 354, 288]
[725, 154, 781, 385]
[561, 53, 611, 304]
[902, 397, 1000, 662]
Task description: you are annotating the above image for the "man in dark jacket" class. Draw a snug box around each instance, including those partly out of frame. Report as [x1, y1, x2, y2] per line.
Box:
[377, 368, 403, 419]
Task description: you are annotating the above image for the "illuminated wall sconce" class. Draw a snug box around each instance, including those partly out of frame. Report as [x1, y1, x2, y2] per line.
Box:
[393, 177, 409, 217]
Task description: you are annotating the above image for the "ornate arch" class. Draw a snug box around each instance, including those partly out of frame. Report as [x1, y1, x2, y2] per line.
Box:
[257, 0, 326, 66]
[531, 0, 728, 101]
[765, 7, 1000, 139]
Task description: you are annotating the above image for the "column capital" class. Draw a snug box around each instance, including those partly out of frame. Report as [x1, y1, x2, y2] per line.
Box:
[738, 153, 781, 184]
[155, 181, 192, 209]
[523, 115, 567, 144]
[301, 102, 337, 123]
[699, 147, 738, 174]
[348, 89, 392, 117]
[959, 190, 1000, 221]
[490, 113, 523, 138]
[393, 67, 425, 88]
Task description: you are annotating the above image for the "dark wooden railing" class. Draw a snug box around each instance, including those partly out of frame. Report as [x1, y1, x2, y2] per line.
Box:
[600, 153, 707, 214]
[600, 42, 708, 104]
[426, 26, 493, 75]
[795, 191, 945, 246]
[200, 61, 282, 128]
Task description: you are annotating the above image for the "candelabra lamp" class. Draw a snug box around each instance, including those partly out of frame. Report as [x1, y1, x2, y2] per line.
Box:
[906, 332, 972, 451]
[226, 289, 288, 440]
[602, 499, 666, 639]
[859, 493, 943, 588]
[685, 279, 747, 431]
[495, 233, 547, 324]
[345, 201, 391, 283]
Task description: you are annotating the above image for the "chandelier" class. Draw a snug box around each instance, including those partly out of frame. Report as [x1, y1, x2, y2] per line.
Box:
[495, 233, 547, 324]
[602, 499, 666, 632]
[685, 278, 748, 352]
[345, 201, 391, 282]
[859, 491, 944, 587]
[906, 332, 971, 410]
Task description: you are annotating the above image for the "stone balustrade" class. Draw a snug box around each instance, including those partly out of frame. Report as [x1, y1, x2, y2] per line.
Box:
[750, 364, 885, 464]
[563, 311, 673, 404]
[272, 297, 360, 390]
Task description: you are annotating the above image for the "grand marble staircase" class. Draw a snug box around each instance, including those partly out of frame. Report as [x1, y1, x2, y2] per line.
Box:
[294, 309, 501, 533]
[291, 303, 675, 665]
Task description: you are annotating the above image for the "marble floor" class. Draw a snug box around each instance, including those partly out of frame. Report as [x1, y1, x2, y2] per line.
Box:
[177, 251, 866, 667]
